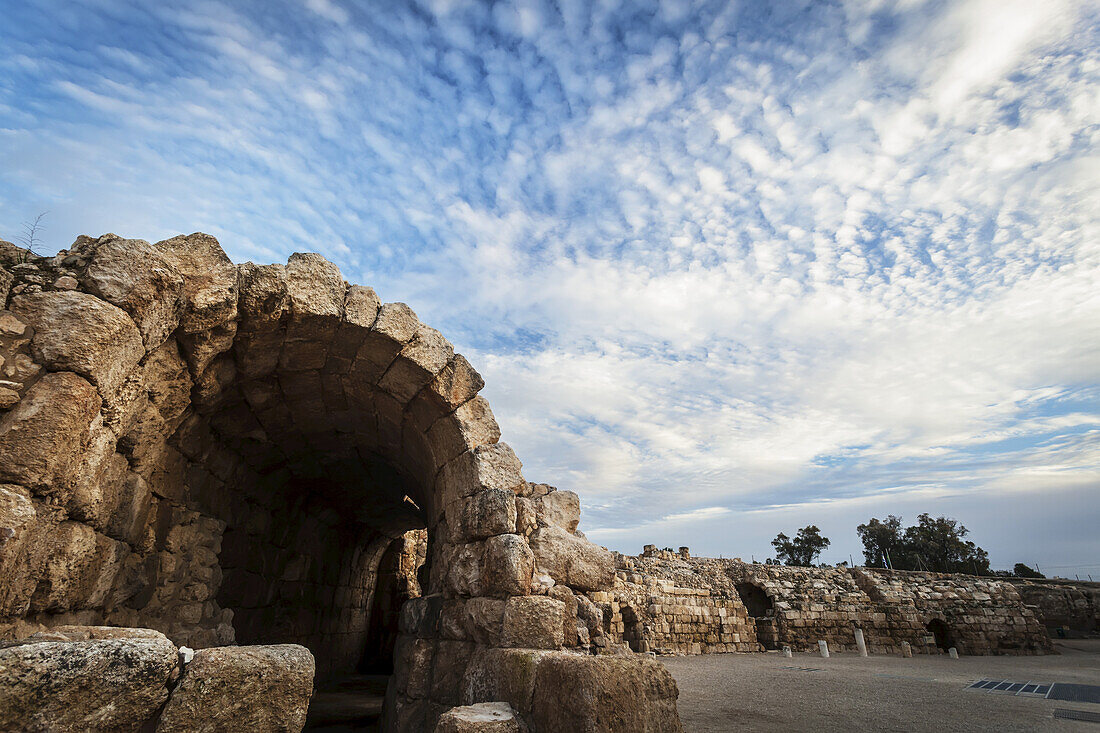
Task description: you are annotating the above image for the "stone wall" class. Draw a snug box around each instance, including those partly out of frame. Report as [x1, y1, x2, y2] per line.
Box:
[1008, 578, 1100, 635]
[598, 549, 1054, 656]
[0, 233, 682, 732]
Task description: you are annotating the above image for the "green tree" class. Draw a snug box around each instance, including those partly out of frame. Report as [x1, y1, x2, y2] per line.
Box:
[856, 515, 905, 568]
[902, 513, 990, 574]
[771, 525, 831, 567]
[1013, 563, 1045, 579]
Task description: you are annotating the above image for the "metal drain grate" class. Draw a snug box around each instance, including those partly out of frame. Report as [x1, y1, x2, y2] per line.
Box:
[1048, 684, 1100, 704]
[780, 666, 822, 672]
[1053, 709, 1100, 723]
[967, 679, 1050, 697]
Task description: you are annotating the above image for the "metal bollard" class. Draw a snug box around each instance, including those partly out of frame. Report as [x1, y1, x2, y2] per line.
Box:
[901, 641, 912, 658]
[854, 628, 868, 657]
[948, 647, 959, 659]
[818, 640, 830, 658]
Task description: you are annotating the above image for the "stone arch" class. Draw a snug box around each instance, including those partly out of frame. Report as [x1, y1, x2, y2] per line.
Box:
[0, 233, 683, 732]
[926, 618, 954, 652]
[735, 582, 774, 618]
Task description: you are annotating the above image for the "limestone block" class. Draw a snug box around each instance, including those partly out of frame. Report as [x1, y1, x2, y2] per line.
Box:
[156, 644, 314, 733]
[154, 233, 238, 333]
[284, 252, 344, 342]
[0, 372, 101, 501]
[0, 484, 51, 616]
[435, 702, 523, 733]
[454, 488, 517, 542]
[446, 542, 485, 598]
[430, 354, 486, 409]
[460, 647, 547, 714]
[78, 236, 184, 351]
[380, 324, 455, 402]
[67, 416, 128, 529]
[481, 534, 534, 598]
[529, 653, 682, 732]
[237, 262, 288, 332]
[29, 522, 128, 613]
[503, 596, 565, 649]
[395, 637, 435, 698]
[529, 525, 615, 592]
[142, 339, 193, 424]
[427, 397, 501, 466]
[464, 597, 507, 647]
[535, 490, 580, 533]
[431, 639, 476, 706]
[178, 321, 236, 376]
[11, 291, 144, 395]
[0, 265, 10, 305]
[0, 632, 179, 732]
[549, 585, 580, 646]
[514, 498, 537, 537]
[438, 444, 525, 516]
[349, 302, 419, 384]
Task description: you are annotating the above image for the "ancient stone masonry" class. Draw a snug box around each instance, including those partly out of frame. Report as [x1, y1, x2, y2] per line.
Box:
[0, 233, 682, 732]
[1008, 578, 1100, 636]
[597, 549, 1055, 657]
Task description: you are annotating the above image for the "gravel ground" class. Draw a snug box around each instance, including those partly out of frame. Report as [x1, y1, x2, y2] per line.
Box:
[661, 640, 1100, 732]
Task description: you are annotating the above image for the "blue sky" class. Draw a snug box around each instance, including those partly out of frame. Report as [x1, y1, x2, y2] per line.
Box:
[2, 0, 1098, 577]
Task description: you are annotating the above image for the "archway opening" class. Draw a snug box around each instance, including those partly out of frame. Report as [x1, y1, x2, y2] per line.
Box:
[736, 582, 773, 618]
[927, 619, 953, 652]
[622, 604, 645, 653]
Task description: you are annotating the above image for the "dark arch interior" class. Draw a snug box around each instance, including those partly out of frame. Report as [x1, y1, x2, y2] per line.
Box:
[736, 582, 774, 618]
[621, 605, 645, 653]
[926, 618, 953, 652]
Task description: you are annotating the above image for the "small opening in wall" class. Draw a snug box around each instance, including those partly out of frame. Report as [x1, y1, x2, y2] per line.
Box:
[927, 618, 954, 652]
[736, 582, 773, 618]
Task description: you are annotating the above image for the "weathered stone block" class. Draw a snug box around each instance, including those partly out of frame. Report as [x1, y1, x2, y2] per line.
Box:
[0, 372, 101, 501]
[535, 490, 580, 534]
[503, 596, 565, 649]
[481, 535, 533, 598]
[155, 233, 238, 333]
[529, 526, 615, 592]
[80, 236, 184, 350]
[435, 702, 523, 733]
[11, 291, 144, 394]
[0, 632, 179, 732]
[380, 324, 455, 403]
[453, 488, 517, 542]
[427, 397, 501, 466]
[156, 644, 315, 733]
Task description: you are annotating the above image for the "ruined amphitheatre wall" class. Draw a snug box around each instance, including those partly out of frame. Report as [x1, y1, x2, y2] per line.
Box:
[598, 548, 1054, 656]
[0, 233, 682, 732]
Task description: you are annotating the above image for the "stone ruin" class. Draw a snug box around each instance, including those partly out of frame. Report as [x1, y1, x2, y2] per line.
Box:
[0, 233, 681, 732]
[0, 231, 1091, 732]
[602, 547, 1090, 658]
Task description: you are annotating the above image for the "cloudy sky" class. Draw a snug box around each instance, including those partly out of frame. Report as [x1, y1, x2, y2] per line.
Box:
[2, 0, 1098, 576]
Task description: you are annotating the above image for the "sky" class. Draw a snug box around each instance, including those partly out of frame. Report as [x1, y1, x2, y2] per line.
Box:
[1, 0, 1098, 577]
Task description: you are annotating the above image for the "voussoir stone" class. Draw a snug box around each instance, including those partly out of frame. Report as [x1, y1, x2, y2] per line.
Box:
[0, 632, 178, 732]
[156, 644, 315, 733]
[11, 291, 144, 395]
[529, 525, 615, 592]
[78, 236, 184, 350]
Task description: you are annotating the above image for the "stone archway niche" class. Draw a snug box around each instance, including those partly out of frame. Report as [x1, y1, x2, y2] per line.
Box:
[0, 233, 683, 732]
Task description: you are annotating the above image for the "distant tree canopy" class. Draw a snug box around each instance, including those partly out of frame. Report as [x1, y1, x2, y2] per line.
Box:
[856, 513, 990, 574]
[1013, 563, 1045, 579]
[771, 525, 830, 567]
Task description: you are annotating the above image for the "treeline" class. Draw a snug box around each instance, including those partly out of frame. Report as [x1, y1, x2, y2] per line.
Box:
[766, 513, 1044, 578]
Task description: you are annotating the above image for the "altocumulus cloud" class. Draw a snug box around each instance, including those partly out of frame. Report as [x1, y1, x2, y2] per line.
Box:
[1, 0, 1097, 574]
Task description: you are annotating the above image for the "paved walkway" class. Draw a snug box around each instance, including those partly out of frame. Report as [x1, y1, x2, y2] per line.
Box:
[662, 640, 1100, 732]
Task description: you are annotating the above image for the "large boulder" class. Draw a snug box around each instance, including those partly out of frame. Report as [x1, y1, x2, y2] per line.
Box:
[156, 644, 315, 733]
[528, 526, 615, 592]
[0, 630, 179, 732]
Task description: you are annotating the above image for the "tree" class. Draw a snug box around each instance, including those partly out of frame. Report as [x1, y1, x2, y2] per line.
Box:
[856, 515, 905, 568]
[904, 513, 990, 574]
[1013, 563, 1045, 579]
[771, 525, 831, 567]
[856, 514, 992, 574]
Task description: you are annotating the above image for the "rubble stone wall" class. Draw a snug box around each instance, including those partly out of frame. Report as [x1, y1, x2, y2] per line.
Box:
[600, 549, 1054, 656]
[0, 233, 682, 732]
[1008, 578, 1100, 635]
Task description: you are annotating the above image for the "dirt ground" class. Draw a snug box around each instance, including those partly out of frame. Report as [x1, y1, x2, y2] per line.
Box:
[661, 639, 1100, 732]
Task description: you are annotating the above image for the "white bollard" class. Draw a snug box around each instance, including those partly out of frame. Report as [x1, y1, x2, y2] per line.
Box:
[854, 628, 868, 657]
[948, 647, 959, 659]
[782, 646, 792, 658]
[901, 641, 912, 658]
[818, 640, 830, 658]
